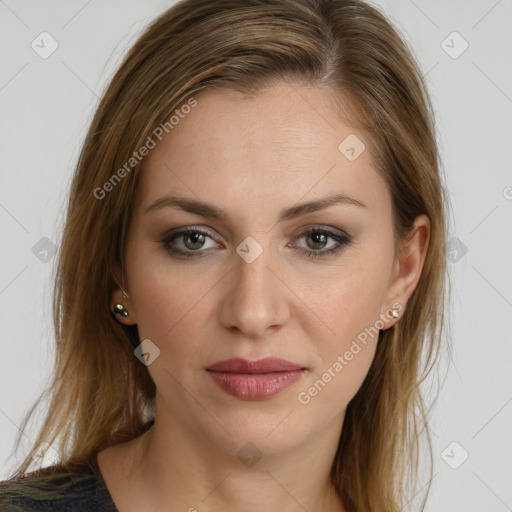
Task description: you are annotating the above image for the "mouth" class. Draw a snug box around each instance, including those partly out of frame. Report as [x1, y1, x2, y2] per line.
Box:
[206, 357, 307, 400]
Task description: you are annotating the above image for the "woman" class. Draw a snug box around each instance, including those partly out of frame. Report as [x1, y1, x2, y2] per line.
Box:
[0, 0, 451, 510]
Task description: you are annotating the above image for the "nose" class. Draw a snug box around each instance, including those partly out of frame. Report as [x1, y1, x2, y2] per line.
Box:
[219, 242, 291, 339]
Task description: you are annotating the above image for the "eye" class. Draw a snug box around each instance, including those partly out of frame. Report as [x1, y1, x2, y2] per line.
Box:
[292, 227, 352, 259]
[161, 227, 218, 258]
[160, 225, 353, 259]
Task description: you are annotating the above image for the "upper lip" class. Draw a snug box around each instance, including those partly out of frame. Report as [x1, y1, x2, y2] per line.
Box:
[206, 357, 306, 374]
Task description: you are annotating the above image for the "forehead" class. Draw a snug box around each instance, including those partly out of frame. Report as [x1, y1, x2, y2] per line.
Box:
[136, 82, 391, 221]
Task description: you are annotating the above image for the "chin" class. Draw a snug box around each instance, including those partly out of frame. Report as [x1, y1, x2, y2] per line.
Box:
[197, 409, 312, 460]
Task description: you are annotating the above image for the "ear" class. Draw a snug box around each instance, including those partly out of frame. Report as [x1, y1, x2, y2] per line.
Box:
[381, 214, 430, 329]
[110, 260, 138, 325]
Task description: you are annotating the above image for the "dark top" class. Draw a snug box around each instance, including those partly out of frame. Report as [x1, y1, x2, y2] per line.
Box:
[0, 455, 119, 511]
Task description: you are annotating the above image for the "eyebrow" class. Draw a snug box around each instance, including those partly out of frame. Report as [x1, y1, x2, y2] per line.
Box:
[144, 192, 367, 223]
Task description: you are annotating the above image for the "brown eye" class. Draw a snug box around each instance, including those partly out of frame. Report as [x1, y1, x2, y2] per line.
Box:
[161, 227, 218, 258]
[294, 227, 352, 259]
[182, 232, 206, 250]
[161, 225, 352, 260]
[305, 231, 329, 250]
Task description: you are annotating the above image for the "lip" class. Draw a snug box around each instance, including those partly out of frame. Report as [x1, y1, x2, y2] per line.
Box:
[206, 357, 306, 373]
[206, 357, 307, 400]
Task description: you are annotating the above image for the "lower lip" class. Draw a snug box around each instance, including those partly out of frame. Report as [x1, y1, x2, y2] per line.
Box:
[207, 370, 306, 400]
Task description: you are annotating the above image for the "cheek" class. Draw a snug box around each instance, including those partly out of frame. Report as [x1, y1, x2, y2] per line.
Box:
[306, 255, 391, 405]
[298, 350, 375, 418]
[297, 287, 381, 417]
[126, 243, 217, 361]
[320, 254, 390, 346]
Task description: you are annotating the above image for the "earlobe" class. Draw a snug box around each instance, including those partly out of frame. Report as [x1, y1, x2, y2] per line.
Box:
[381, 299, 404, 330]
[113, 303, 129, 318]
[111, 289, 137, 325]
[110, 263, 137, 325]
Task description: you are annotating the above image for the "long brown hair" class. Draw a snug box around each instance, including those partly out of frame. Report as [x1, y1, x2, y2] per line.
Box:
[3, 1, 452, 510]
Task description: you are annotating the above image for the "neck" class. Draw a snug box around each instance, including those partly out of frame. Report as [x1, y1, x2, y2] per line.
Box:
[102, 412, 347, 511]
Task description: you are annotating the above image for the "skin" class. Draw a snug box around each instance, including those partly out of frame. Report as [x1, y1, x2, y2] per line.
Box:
[98, 81, 430, 512]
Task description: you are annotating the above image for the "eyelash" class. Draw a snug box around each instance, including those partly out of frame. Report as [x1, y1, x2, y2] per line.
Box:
[160, 225, 352, 260]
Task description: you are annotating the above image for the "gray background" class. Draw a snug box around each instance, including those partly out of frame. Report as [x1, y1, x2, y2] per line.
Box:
[1, 1, 511, 510]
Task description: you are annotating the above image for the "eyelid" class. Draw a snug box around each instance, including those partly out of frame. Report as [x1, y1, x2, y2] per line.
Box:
[161, 224, 349, 244]
[161, 225, 219, 241]
[292, 224, 350, 239]
[160, 224, 353, 260]
[160, 225, 221, 250]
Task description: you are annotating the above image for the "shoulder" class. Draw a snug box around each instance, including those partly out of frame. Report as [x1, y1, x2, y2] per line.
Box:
[0, 461, 117, 512]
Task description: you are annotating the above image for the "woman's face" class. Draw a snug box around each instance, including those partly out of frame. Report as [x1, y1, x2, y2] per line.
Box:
[115, 82, 419, 457]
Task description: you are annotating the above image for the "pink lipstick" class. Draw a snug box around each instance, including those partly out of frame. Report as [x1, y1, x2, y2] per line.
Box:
[206, 357, 306, 400]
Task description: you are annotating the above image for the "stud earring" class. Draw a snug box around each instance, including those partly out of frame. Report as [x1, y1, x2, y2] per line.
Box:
[390, 308, 400, 318]
[113, 304, 128, 318]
